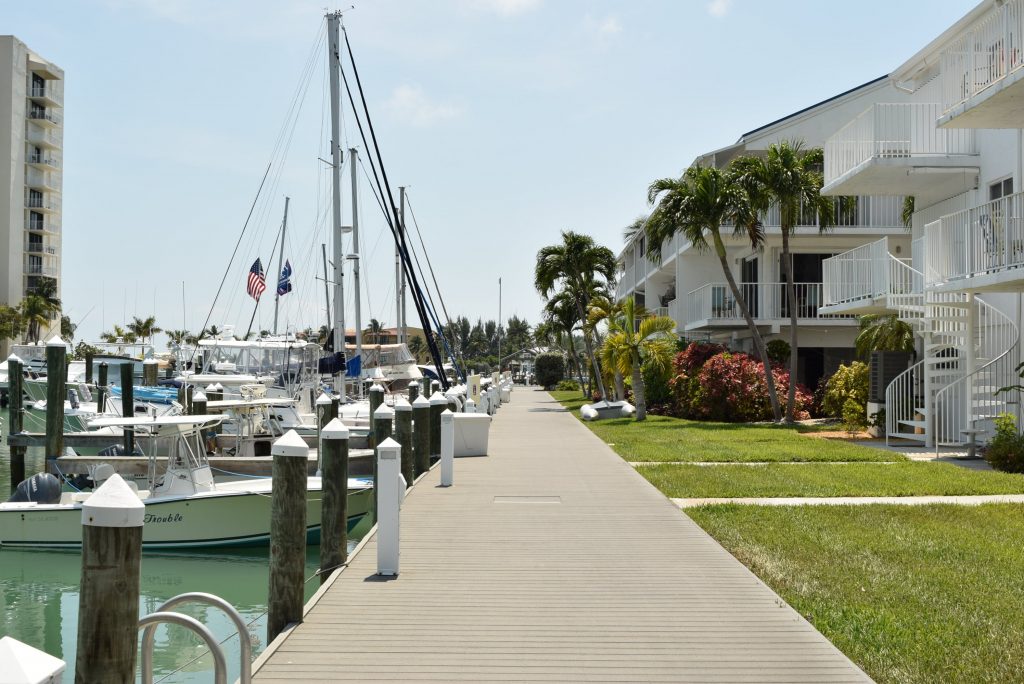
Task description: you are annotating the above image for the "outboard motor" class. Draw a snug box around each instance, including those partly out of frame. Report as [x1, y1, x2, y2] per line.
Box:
[7, 473, 62, 504]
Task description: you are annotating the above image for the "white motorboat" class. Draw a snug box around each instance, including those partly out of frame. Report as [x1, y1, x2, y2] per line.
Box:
[0, 416, 373, 549]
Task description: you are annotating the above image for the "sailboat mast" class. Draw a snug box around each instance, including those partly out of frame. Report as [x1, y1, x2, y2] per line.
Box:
[327, 11, 346, 401]
[272, 196, 290, 335]
[349, 147, 363, 397]
[397, 187, 405, 345]
[321, 243, 331, 334]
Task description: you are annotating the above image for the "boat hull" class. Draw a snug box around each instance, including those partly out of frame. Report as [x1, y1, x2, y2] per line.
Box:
[0, 484, 373, 550]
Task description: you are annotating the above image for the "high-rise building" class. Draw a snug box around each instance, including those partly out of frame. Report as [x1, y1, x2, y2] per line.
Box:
[0, 35, 63, 353]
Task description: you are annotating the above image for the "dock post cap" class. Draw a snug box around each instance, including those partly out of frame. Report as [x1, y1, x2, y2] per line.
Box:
[378, 437, 400, 449]
[271, 429, 310, 458]
[204, 383, 218, 392]
[393, 396, 412, 411]
[212, 382, 224, 391]
[369, 383, 385, 394]
[45, 335, 66, 347]
[315, 392, 333, 406]
[321, 418, 350, 440]
[143, 358, 159, 365]
[429, 391, 447, 405]
[192, 391, 207, 403]
[441, 409, 454, 421]
[6, 353, 23, 363]
[82, 474, 145, 528]
[0, 636, 66, 683]
[412, 395, 431, 408]
[374, 403, 395, 419]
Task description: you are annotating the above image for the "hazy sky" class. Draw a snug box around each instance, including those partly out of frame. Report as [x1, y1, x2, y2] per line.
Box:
[10, 0, 973, 347]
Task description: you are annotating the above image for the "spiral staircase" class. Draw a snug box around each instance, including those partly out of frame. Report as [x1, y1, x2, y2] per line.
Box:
[885, 258, 1020, 453]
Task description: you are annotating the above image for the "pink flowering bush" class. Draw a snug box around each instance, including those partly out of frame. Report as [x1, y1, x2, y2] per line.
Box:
[670, 348, 811, 422]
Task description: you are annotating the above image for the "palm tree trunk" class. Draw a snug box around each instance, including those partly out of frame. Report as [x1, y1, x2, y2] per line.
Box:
[631, 354, 646, 421]
[573, 300, 610, 402]
[712, 232, 782, 422]
[565, 335, 586, 391]
[614, 371, 625, 402]
[781, 229, 798, 423]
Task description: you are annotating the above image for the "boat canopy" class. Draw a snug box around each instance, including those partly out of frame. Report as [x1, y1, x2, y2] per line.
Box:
[87, 415, 224, 436]
[197, 338, 321, 390]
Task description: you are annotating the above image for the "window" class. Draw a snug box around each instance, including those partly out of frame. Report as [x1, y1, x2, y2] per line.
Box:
[29, 211, 44, 230]
[990, 177, 1013, 201]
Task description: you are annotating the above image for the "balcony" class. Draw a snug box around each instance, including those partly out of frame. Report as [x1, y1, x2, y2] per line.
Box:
[939, 0, 1024, 128]
[27, 84, 62, 107]
[25, 217, 60, 234]
[822, 103, 978, 204]
[25, 241, 58, 256]
[25, 195, 60, 213]
[924, 190, 1024, 292]
[24, 263, 58, 278]
[27, 110, 61, 127]
[820, 237, 921, 315]
[26, 151, 60, 169]
[26, 126, 61, 149]
[25, 168, 61, 192]
[685, 282, 856, 331]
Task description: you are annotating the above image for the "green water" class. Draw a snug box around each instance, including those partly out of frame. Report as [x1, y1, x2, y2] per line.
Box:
[0, 415, 352, 683]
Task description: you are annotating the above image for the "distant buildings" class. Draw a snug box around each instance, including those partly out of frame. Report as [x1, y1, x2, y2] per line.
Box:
[0, 35, 64, 353]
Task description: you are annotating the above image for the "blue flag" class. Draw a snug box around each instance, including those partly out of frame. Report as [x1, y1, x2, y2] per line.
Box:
[277, 260, 292, 296]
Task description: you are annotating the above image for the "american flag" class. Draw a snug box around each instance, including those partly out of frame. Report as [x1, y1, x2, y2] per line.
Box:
[247, 258, 266, 300]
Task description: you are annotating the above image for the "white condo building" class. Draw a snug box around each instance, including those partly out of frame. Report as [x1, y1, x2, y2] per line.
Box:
[619, 0, 1024, 451]
[0, 36, 64, 352]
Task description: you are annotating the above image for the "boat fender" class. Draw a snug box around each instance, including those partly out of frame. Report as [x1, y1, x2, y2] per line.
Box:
[7, 472, 62, 504]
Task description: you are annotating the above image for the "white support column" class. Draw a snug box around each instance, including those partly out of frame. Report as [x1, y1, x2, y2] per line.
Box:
[440, 409, 454, 487]
[376, 437, 404, 576]
[966, 292, 978, 457]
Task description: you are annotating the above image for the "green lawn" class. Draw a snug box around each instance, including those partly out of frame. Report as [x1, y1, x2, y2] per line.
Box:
[687, 504, 1024, 683]
[548, 390, 900, 463]
[640, 461, 1024, 498]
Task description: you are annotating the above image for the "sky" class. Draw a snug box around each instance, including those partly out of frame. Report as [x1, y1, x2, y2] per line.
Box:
[9, 0, 976, 348]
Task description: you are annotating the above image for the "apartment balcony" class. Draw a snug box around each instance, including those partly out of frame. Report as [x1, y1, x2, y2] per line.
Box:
[822, 103, 978, 205]
[925, 190, 1024, 293]
[25, 240, 58, 256]
[26, 125, 61, 149]
[24, 263, 58, 278]
[25, 195, 60, 213]
[27, 84, 62, 108]
[27, 110, 61, 127]
[939, 0, 1024, 128]
[820, 237, 922, 315]
[26, 151, 60, 170]
[25, 168, 61, 192]
[685, 282, 856, 331]
[25, 217, 60, 234]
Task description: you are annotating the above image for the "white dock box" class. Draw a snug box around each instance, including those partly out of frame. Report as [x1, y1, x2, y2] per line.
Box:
[453, 413, 492, 457]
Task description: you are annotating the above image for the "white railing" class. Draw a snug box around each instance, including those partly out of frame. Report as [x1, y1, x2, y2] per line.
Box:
[25, 263, 58, 277]
[822, 238, 918, 306]
[687, 282, 854, 323]
[886, 360, 925, 443]
[26, 152, 60, 167]
[619, 264, 636, 297]
[25, 168, 61, 189]
[26, 126, 60, 147]
[26, 242, 57, 255]
[933, 296, 1019, 448]
[25, 217, 60, 233]
[761, 195, 905, 230]
[825, 103, 977, 186]
[941, 0, 1024, 113]
[652, 307, 669, 319]
[925, 191, 1024, 285]
[668, 298, 683, 327]
[27, 110, 61, 125]
[25, 195, 60, 211]
[28, 85, 62, 104]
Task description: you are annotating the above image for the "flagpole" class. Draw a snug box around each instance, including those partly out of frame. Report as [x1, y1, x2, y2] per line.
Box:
[245, 295, 261, 340]
[272, 196, 290, 336]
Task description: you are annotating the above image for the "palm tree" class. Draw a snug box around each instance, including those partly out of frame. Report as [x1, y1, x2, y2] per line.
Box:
[535, 231, 617, 401]
[127, 316, 161, 345]
[855, 314, 916, 359]
[646, 164, 783, 421]
[19, 279, 62, 343]
[368, 319, 385, 345]
[165, 329, 190, 348]
[730, 141, 835, 421]
[587, 294, 626, 400]
[407, 335, 427, 363]
[100, 324, 136, 344]
[542, 291, 587, 389]
[600, 299, 676, 421]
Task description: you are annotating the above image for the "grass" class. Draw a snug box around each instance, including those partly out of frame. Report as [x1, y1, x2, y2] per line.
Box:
[686, 504, 1024, 683]
[639, 461, 1024, 498]
[548, 390, 900, 463]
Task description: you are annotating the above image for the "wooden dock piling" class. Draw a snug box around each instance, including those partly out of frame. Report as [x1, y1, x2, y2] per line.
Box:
[142, 359, 159, 387]
[394, 396, 413, 486]
[75, 474, 144, 684]
[267, 431, 310, 643]
[412, 395, 430, 478]
[84, 353, 93, 384]
[408, 382, 418, 403]
[428, 392, 446, 461]
[372, 404, 394, 521]
[7, 355, 25, 488]
[45, 338, 66, 462]
[319, 419, 350, 585]
[368, 384, 384, 449]
[119, 363, 134, 455]
[96, 362, 108, 413]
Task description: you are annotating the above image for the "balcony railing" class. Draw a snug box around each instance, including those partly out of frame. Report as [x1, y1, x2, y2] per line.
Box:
[27, 152, 59, 168]
[822, 238, 919, 306]
[941, 0, 1024, 113]
[26, 126, 60, 147]
[25, 169, 61, 189]
[25, 217, 60, 233]
[28, 85, 62, 104]
[825, 103, 977, 186]
[924, 190, 1024, 285]
[25, 196, 60, 211]
[687, 282, 853, 324]
[27, 110, 61, 126]
[25, 263, 58, 277]
[26, 243, 57, 255]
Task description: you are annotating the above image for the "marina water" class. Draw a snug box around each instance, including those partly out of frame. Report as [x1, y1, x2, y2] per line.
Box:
[0, 423, 352, 683]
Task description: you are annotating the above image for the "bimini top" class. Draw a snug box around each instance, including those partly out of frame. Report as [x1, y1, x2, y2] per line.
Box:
[198, 337, 318, 350]
[87, 415, 224, 435]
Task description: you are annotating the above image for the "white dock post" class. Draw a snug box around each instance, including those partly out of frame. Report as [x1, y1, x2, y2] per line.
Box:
[75, 474, 145, 684]
[0, 637, 65, 683]
[440, 409, 454, 487]
[465, 398, 477, 414]
[376, 437, 405, 576]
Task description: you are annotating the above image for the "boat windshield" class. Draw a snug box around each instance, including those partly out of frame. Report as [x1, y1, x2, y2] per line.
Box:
[200, 340, 320, 389]
[355, 344, 414, 368]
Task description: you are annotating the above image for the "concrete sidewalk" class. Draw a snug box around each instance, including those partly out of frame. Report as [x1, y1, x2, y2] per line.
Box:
[253, 388, 871, 682]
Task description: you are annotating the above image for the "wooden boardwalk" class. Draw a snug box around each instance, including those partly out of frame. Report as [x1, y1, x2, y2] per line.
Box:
[253, 389, 871, 682]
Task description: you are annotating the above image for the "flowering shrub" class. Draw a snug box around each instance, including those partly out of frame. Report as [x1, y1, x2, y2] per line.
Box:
[673, 342, 728, 375]
[670, 349, 811, 422]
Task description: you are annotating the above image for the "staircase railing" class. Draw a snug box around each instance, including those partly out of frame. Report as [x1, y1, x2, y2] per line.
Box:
[886, 359, 925, 444]
[932, 296, 1020, 450]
